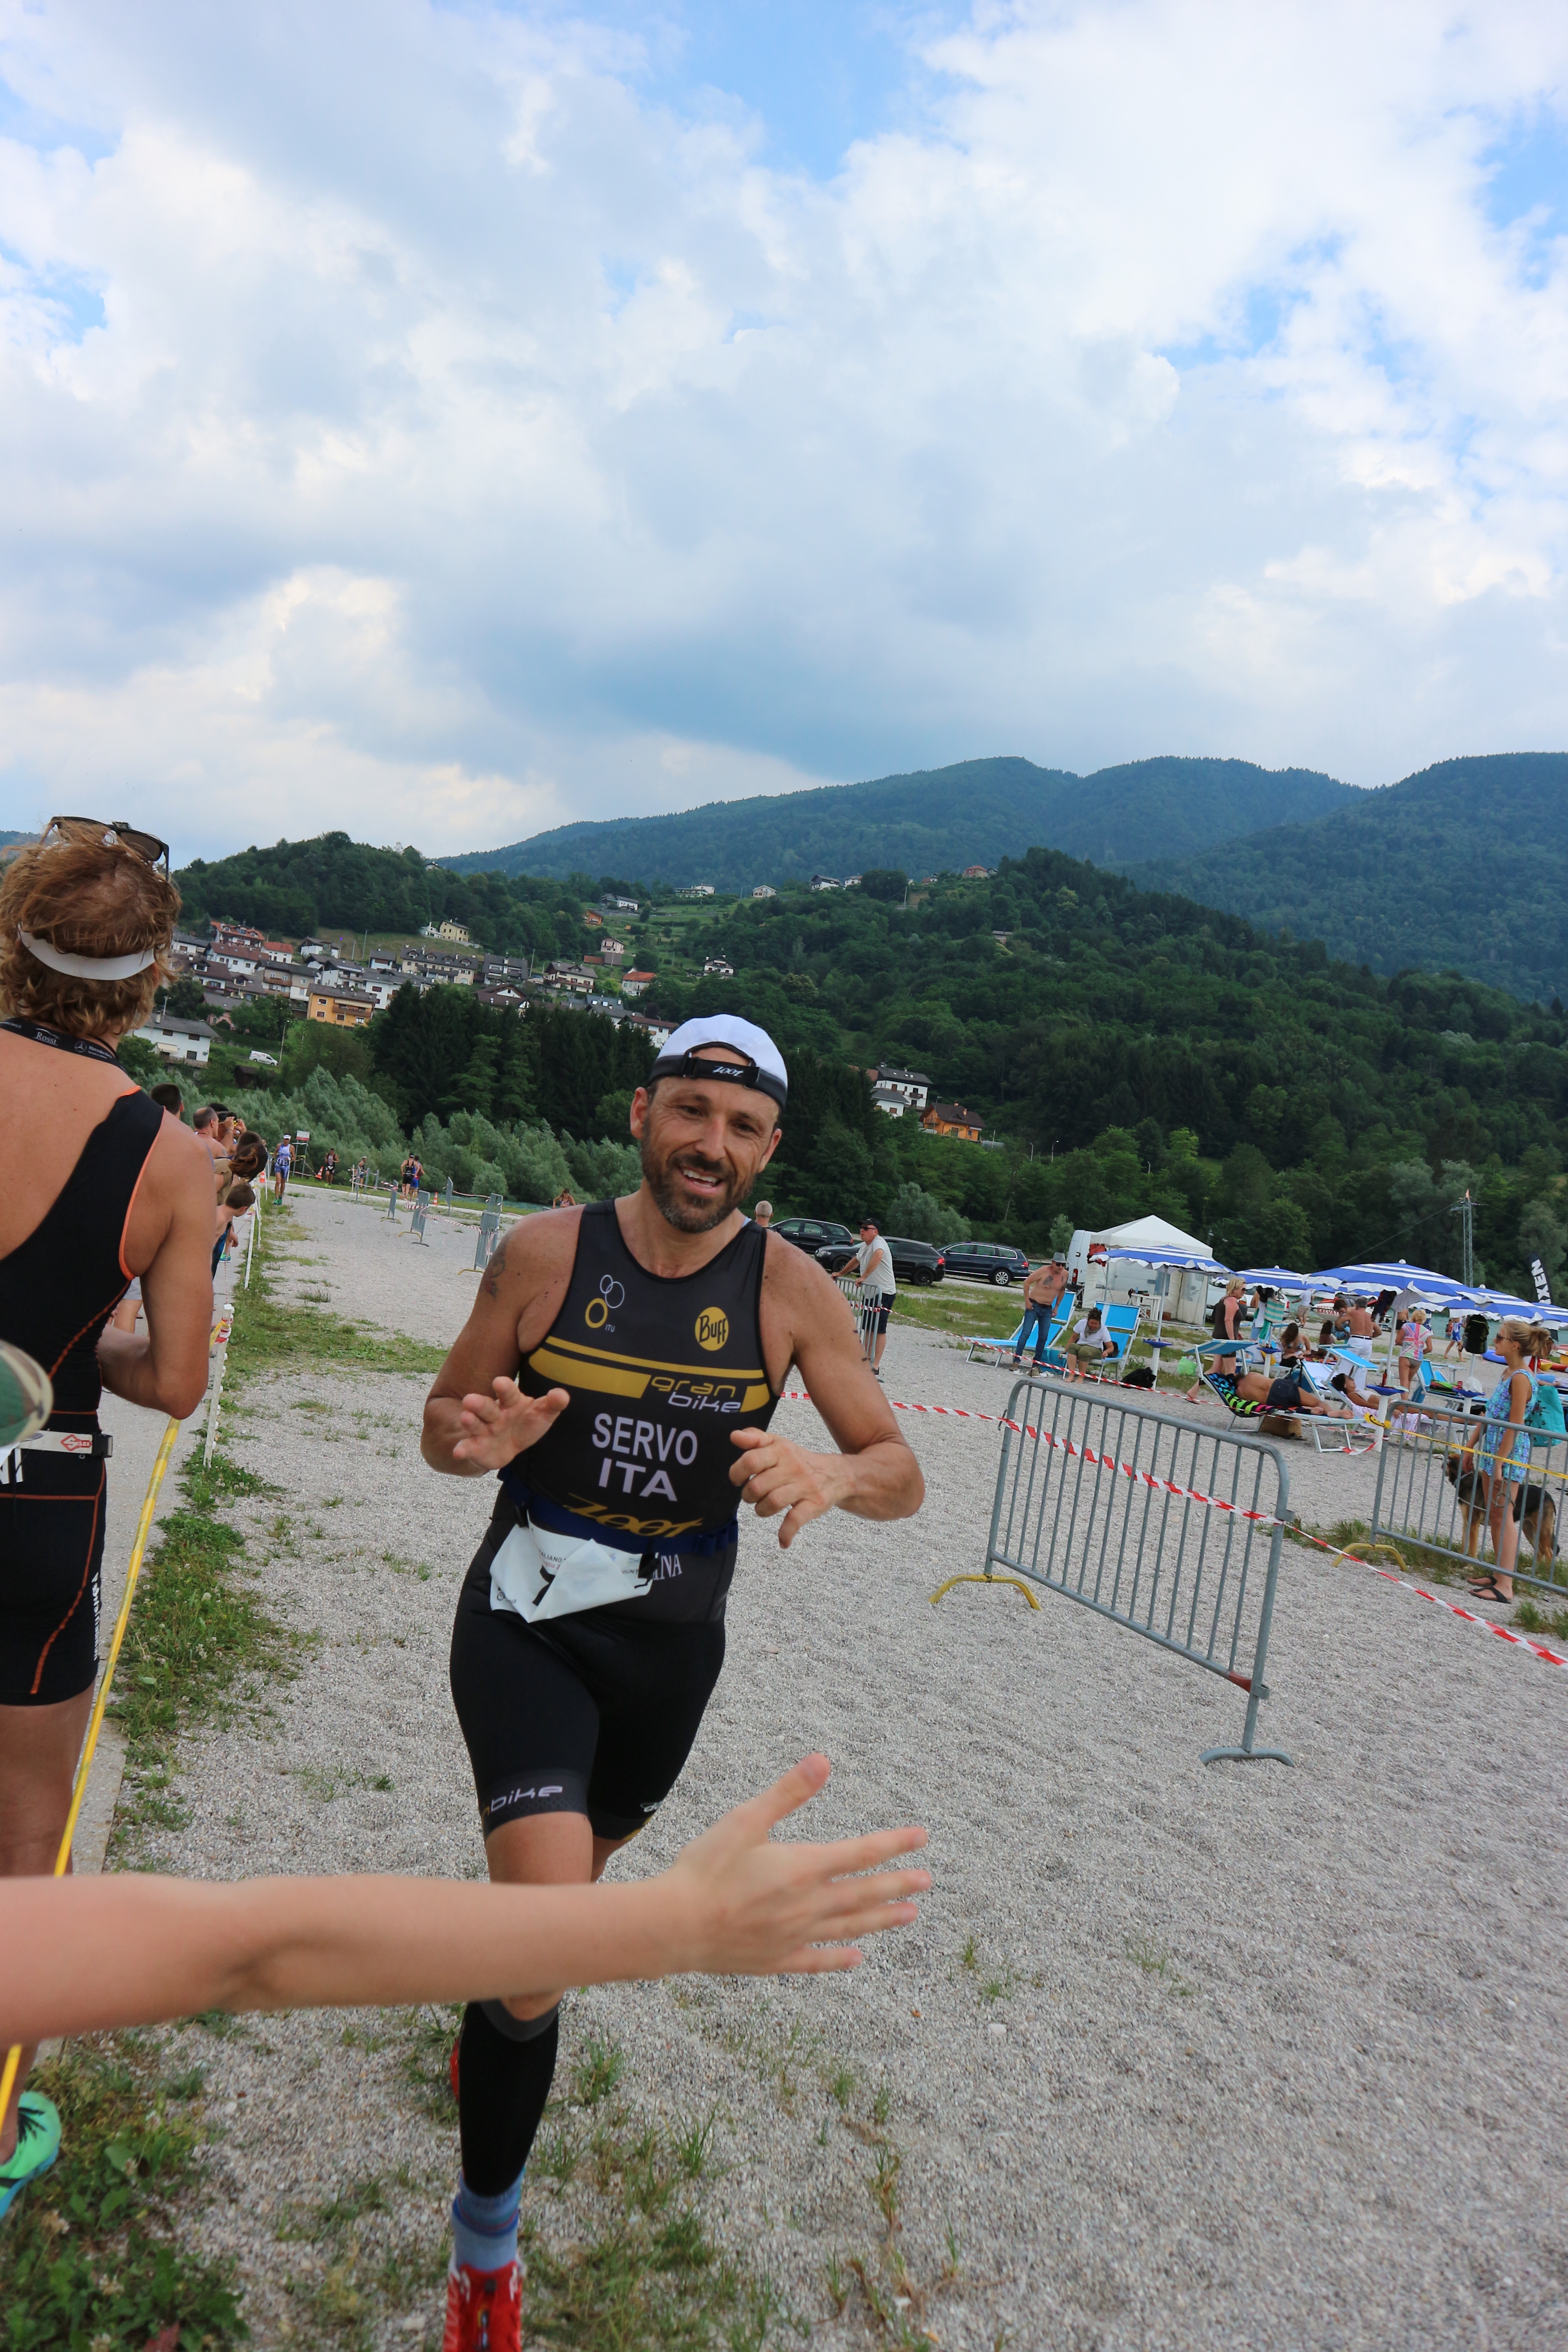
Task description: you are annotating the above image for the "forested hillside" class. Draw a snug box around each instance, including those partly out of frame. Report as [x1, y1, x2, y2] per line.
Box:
[440, 755, 1354, 891]
[1125, 753, 1568, 1005]
[160, 817, 1567, 1290]
[174, 833, 590, 960]
[628, 851, 1567, 1292]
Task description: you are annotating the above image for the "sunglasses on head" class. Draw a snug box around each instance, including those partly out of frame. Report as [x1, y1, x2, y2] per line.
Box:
[44, 817, 170, 873]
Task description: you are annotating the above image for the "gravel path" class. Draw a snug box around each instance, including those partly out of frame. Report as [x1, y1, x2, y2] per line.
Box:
[136, 1190, 1568, 2349]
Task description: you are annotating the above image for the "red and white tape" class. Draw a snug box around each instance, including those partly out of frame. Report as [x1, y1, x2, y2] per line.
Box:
[778, 1388, 1568, 1674]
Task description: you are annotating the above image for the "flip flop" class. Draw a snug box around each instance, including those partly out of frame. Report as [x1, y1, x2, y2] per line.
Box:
[1466, 1576, 1509, 1604]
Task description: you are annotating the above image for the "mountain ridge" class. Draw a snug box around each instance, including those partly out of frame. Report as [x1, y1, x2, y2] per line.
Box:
[438, 754, 1357, 891]
[1122, 752, 1567, 1006]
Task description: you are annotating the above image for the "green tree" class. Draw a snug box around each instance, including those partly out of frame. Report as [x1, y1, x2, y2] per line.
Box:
[165, 975, 210, 1020]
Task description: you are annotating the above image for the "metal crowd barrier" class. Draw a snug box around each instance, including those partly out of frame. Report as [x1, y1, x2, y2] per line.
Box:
[833, 1270, 877, 1362]
[1369, 1394, 1565, 1594]
[941, 1375, 1293, 1765]
[408, 1187, 431, 1245]
[474, 1200, 504, 1272]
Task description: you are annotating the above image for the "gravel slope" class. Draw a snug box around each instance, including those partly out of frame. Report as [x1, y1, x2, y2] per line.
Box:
[134, 1188, 1568, 2350]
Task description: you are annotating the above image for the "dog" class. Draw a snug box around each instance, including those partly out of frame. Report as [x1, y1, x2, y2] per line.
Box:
[1445, 1449, 1558, 1563]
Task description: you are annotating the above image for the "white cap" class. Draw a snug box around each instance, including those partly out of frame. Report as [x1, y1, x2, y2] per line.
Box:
[649, 1014, 788, 1107]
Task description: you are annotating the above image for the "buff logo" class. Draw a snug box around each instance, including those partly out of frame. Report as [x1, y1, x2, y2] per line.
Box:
[696, 1306, 729, 1351]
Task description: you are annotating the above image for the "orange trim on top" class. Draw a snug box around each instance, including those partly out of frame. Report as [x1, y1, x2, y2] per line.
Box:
[119, 1119, 160, 1280]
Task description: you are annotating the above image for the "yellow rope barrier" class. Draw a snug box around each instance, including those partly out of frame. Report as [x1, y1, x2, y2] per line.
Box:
[0, 1415, 180, 2125]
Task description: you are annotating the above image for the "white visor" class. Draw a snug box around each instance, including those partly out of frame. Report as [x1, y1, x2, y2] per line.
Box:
[649, 1014, 788, 1106]
[18, 929, 159, 982]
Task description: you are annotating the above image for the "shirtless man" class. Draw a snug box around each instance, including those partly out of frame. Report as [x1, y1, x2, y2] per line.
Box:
[1009, 1253, 1070, 1372]
[420, 1014, 924, 2351]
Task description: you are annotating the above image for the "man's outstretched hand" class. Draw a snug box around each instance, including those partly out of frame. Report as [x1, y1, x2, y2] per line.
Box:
[451, 1377, 570, 1470]
[659, 1754, 930, 1976]
[728, 1426, 845, 1546]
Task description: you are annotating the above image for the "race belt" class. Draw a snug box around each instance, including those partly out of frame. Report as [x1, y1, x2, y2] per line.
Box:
[1, 1429, 113, 1485]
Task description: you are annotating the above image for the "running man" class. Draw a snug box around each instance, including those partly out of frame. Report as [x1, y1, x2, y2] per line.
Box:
[421, 1014, 924, 2350]
[271, 1133, 293, 1204]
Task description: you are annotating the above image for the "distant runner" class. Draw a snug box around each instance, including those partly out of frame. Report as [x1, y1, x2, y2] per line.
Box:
[271, 1134, 292, 1204]
[421, 1014, 924, 2351]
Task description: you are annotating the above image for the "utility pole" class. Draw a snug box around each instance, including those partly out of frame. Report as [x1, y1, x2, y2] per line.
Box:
[1451, 1189, 1474, 1288]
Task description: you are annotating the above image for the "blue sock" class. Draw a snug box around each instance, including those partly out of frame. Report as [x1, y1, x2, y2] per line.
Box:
[450, 2169, 524, 2274]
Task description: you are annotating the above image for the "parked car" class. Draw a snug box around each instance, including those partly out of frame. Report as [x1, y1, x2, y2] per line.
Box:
[812, 1233, 946, 1287]
[939, 1239, 1030, 1287]
[873, 1235, 945, 1287]
[773, 1217, 857, 1256]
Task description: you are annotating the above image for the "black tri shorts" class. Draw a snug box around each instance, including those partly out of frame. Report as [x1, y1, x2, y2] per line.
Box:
[0, 1458, 105, 1707]
[448, 1504, 730, 1842]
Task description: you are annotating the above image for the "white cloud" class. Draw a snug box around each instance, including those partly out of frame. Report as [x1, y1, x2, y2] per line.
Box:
[0, 0, 1566, 862]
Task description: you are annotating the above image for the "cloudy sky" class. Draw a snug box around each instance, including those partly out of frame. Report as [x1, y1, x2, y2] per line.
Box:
[1, 0, 1566, 862]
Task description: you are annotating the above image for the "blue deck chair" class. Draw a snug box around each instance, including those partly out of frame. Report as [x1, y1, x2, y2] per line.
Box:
[967, 1301, 1074, 1368]
[1050, 1301, 1142, 1380]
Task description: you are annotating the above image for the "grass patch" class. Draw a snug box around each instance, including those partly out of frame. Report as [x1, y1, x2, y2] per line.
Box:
[1298, 1516, 1467, 1587]
[1512, 1597, 1568, 1641]
[893, 1286, 1020, 1341]
[0, 2036, 244, 2347]
[1124, 1935, 1195, 1996]
[109, 1446, 305, 1842]
[519, 2103, 799, 2351]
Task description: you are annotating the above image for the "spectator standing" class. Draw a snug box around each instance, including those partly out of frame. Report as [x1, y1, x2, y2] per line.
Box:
[1347, 1295, 1375, 1339]
[752, 1200, 773, 1230]
[849, 1215, 897, 1375]
[1469, 1318, 1555, 1605]
[149, 1082, 185, 1120]
[552, 1187, 577, 1210]
[1186, 1276, 1246, 1403]
[0, 818, 216, 2208]
[1009, 1253, 1070, 1372]
[214, 1180, 256, 1274]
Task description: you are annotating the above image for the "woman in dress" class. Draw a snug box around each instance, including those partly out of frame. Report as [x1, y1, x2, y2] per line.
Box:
[1468, 1318, 1554, 1606]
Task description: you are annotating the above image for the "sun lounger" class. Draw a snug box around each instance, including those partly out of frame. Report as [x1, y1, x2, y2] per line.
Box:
[1200, 1356, 1376, 1451]
[968, 1303, 1073, 1368]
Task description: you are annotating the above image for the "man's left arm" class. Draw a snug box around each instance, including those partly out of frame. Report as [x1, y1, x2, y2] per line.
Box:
[730, 1249, 923, 1547]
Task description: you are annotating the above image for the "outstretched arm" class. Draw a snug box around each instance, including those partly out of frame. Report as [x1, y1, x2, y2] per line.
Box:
[1, 1758, 928, 2050]
[731, 1243, 924, 1547]
[421, 1209, 578, 1475]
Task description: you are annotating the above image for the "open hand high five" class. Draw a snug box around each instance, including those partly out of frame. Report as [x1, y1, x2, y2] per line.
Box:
[664, 1753, 930, 1974]
[451, 1376, 570, 1470]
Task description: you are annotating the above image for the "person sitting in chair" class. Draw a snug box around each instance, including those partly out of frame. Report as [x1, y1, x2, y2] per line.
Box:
[1065, 1307, 1118, 1380]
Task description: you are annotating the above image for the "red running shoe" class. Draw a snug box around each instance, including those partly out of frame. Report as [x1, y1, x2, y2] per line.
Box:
[441, 2259, 523, 2352]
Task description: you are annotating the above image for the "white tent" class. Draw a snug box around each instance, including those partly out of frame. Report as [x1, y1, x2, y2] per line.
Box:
[1070, 1216, 1223, 1323]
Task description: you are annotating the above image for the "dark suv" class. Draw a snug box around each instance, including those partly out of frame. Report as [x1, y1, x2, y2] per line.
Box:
[939, 1239, 1030, 1287]
[774, 1217, 857, 1256]
[813, 1234, 946, 1287]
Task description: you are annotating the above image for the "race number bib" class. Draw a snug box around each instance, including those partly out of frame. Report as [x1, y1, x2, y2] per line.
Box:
[489, 1515, 652, 1625]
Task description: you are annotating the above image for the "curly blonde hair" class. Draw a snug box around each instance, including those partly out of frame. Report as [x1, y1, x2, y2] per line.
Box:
[0, 823, 181, 1044]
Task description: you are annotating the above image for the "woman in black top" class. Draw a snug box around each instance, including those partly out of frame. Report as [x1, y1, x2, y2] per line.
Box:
[0, 821, 216, 2200]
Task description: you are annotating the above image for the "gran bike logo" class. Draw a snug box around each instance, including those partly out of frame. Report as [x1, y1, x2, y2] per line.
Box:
[696, 1305, 730, 1352]
[585, 1274, 626, 1330]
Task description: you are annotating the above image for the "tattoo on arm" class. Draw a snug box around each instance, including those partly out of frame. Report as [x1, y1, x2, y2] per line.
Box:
[483, 1232, 509, 1299]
